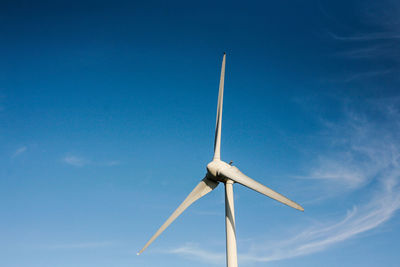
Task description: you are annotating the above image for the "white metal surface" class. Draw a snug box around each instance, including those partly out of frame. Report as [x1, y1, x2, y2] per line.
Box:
[213, 52, 226, 161]
[137, 177, 218, 255]
[220, 166, 304, 211]
[225, 180, 238, 267]
[138, 53, 304, 266]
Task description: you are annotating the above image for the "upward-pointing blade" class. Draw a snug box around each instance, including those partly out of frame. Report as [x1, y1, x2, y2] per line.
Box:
[219, 166, 304, 211]
[213, 53, 226, 160]
[137, 176, 219, 255]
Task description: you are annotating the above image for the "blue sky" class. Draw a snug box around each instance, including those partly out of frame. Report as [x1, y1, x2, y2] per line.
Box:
[1, 0, 400, 266]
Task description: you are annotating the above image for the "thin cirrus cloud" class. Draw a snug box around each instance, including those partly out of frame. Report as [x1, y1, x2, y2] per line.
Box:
[168, 243, 225, 264]
[63, 155, 88, 167]
[241, 175, 400, 263]
[342, 70, 395, 82]
[328, 30, 399, 81]
[166, 100, 400, 264]
[334, 44, 396, 59]
[12, 146, 27, 158]
[62, 155, 120, 167]
[283, 102, 400, 258]
[324, 0, 400, 86]
[328, 31, 400, 41]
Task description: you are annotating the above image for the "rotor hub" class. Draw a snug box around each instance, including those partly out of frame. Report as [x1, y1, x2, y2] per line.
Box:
[207, 160, 231, 182]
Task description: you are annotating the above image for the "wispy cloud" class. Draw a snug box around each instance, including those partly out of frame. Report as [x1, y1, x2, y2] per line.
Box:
[12, 146, 27, 158]
[63, 155, 88, 167]
[62, 155, 120, 167]
[244, 100, 400, 262]
[241, 173, 400, 263]
[327, 31, 399, 81]
[343, 69, 394, 82]
[324, 0, 400, 84]
[167, 243, 224, 264]
[303, 164, 367, 190]
[328, 31, 400, 41]
[335, 44, 396, 59]
[166, 99, 400, 263]
[169, 177, 400, 264]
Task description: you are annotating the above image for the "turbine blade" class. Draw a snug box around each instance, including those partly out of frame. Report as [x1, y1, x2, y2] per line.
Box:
[219, 166, 304, 211]
[137, 176, 219, 255]
[213, 52, 226, 160]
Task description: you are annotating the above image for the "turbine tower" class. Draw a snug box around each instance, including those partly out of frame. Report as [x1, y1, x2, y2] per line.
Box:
[138, 53, 304, 267]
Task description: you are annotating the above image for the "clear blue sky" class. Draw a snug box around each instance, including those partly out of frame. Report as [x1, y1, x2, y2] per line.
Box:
[1, 0, 400, 266]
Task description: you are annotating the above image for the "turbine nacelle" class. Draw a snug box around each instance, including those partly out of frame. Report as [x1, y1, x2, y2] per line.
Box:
[137, 53, 304, 263]
[206, 159, 232, 182]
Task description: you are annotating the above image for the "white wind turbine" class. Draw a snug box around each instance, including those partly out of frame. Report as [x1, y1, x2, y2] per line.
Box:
[138, 53, 304, 267]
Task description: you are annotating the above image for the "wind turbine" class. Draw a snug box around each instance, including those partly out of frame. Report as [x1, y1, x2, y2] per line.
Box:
[138, 53, 304, 267]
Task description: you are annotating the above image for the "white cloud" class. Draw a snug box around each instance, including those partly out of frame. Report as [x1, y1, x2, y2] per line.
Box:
[63, 156, 88, 167]
[240, 171, 400, 263]
[62, 155, 120, 167]
[306, 161, 367, 189]
[166, 99, 400, 264]
[167, 243, 225, 264]
[12, 146, 27, 158]
[329, 31, 400, 41]
[243, 101, 400, 262]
